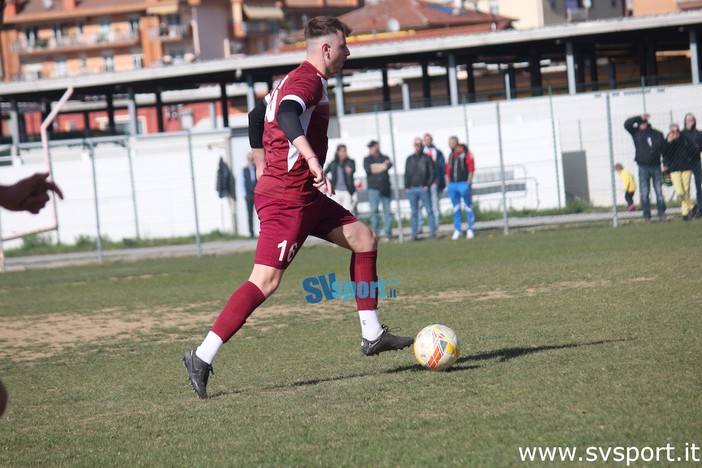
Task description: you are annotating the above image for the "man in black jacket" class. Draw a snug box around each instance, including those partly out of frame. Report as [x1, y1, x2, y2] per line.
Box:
[324, 144, 356, 213]
[363, 140, 394, 239]
[405, 138, 436, 240]
[681, 113, 702, 217]
[624, 114, 666, 221]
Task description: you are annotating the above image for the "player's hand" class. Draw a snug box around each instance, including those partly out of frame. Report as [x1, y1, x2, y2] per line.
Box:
[307, 157, 334, 195]
[252, 148, 265, 180]
[0, 172, 63, 214]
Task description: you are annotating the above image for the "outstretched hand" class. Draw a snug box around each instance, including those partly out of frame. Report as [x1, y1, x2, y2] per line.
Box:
[0, 172, 64, 214]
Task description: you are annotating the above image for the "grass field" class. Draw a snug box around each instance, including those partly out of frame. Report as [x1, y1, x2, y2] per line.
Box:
[1, 221, 701, 466]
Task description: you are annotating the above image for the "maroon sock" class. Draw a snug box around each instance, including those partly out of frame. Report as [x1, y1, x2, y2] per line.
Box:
[353, 250, 378, 310]
[211, 281, 266, 343]
[349, 252, 356, 282]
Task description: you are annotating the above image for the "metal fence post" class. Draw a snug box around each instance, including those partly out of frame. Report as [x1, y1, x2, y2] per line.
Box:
[388, 111, 404, 243]
[87, 138, 104, 264]
[187, 131, 203, 257]
[606, 93, 619, 228]
[496, 102, 509, 235]
[462, 99, 470, 149]
[223, 132, 238, 235]
[126, 137, 141, 239]
[549, 87, 563, 208]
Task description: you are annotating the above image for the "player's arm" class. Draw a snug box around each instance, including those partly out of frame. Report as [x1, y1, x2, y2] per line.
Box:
[277, 100, 333, 194]
[248, 99, 267, 180]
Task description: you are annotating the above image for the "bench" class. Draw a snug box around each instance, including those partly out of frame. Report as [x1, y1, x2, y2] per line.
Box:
[353, 165, 531, 219]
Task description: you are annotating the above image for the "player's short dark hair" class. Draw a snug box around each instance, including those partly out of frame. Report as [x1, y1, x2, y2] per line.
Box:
[305, 16, 352, 40]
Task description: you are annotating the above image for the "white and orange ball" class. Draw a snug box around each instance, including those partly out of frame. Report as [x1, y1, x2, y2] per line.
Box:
[414, 324, 461, 371]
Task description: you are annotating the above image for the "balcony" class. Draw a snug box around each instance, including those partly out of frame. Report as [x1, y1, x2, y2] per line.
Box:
[566, 8, 589, 22]
[676, 0, 702, 9]
[148, 24, 191, 42]
[12, 32, 139, 56]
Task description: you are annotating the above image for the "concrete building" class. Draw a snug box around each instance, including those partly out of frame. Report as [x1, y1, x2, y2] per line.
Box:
[439, 0, 626, 30]
[629, 0, 702, 16]
[0, 0, 360, 83]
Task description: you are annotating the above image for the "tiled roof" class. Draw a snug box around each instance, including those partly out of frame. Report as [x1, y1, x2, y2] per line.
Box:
[339, 0, 512, 34]
[282, 0, 512, 46]
[7, 0, 171, 18]
[274, 21, 511, 53]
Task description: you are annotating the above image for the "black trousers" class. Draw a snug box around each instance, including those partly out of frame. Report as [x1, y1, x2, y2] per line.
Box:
[625, 191, 635, 207]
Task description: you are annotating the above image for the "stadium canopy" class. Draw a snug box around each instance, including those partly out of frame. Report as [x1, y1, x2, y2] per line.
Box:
[2, 10, 702, 139]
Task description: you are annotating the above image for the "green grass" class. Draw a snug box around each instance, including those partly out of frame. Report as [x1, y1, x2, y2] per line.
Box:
[1, 222, 701, 466]
[4, 229, 245, 258]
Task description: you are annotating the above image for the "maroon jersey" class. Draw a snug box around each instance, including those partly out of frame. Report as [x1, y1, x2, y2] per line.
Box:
[256, 61, 330, 202]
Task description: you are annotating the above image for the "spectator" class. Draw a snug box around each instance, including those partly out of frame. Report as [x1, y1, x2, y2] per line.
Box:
[363, 140, 393, 240]
[624, 114, 666, 222]
[614, 163, 637, 212]
[324, 144, 356, 213]
[242, 152, 257, 237]
[446, 136, 475, 239]
[663, 123, 697, 220]
[681, 113, 702, 217]
[405, 138, 436, 240]
[422, 133, 445, 229]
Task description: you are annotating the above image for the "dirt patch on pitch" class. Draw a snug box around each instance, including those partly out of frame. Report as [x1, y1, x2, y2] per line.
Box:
[397, 279, 611, 304]
[0, 300, 348, 363]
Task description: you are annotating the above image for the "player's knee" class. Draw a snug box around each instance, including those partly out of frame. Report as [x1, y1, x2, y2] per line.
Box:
[259, 276, 281, 297]
[358, 228, 377, 252]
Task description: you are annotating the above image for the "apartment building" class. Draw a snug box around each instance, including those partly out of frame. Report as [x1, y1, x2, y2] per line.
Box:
[453, 0, 626, 29]
[0, 0, 360, 83]
[629, 0, 702, 16]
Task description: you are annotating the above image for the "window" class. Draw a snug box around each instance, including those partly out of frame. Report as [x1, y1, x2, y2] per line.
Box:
[24, 62, 42, 80]
[24, 26, 37, 47]
[55, 58, 67, 78]
[128, 17, 140, 38]
[98, 17, 111, 41]
[53, 24, 63, 45]
[131, 52, 143, 70]
[103, 54, 114, 73]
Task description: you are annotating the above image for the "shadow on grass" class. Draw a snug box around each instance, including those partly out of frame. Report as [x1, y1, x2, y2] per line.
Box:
[212, 338, 626, 396]
[459, 338, 627, 365]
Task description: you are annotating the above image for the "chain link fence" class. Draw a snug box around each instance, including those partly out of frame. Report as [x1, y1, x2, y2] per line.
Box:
[0, 81, 698, 262]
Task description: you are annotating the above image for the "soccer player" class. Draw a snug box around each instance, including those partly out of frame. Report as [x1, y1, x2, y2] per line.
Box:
[183, 16, 413, 399]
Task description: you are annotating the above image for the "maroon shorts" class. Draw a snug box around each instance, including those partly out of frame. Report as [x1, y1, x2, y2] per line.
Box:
[254, 192, 358, 269]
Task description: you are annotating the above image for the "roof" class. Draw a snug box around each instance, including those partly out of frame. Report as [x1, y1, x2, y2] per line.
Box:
[338, 0, 513, 34]
[275, 21, 512, 53]
[282, 0, 513, 46]
[3, 0, 179, 23]
[1, 10, 701, 99]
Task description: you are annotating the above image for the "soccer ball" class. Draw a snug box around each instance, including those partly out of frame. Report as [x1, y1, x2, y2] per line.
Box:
[413, 324, 461, 371]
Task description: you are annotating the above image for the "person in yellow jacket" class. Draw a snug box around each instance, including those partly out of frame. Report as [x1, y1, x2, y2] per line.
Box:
[615, 163, 637, 211]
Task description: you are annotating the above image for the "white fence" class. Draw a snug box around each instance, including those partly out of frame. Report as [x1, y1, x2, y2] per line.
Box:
[1, 81, 697, 249]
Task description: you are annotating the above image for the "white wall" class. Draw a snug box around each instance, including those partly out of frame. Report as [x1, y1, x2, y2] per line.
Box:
[1, 82, 695, 245]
